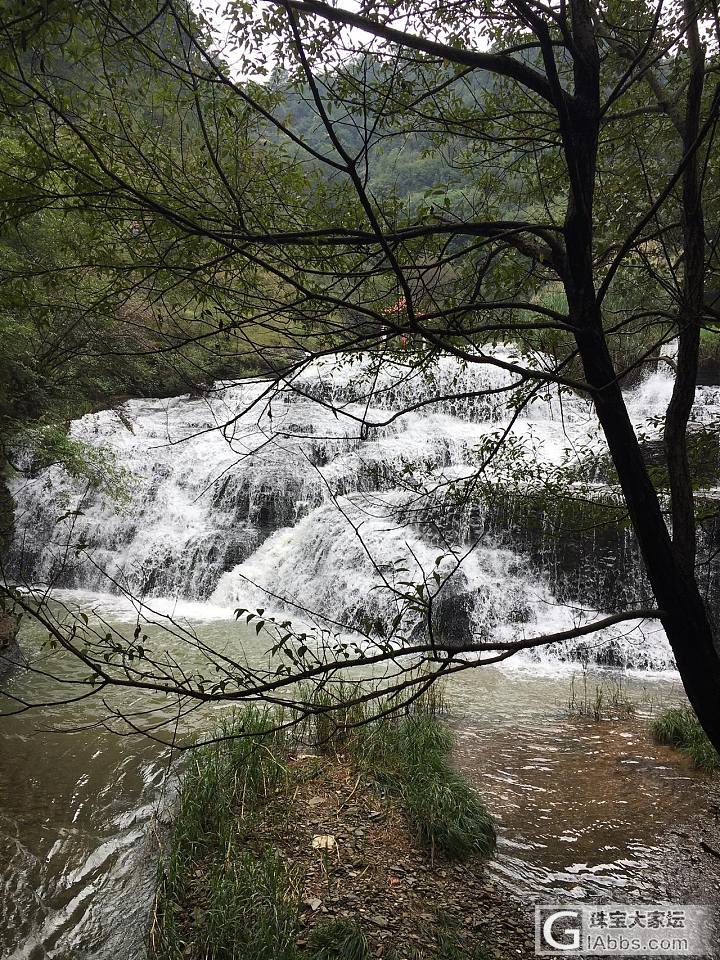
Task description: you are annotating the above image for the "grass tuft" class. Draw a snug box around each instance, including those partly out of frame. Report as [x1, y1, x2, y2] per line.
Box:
[386, 922, 493, 960]
[567, 672, 635, 722]
[199, 850, 300, 960]
[651, 706, 719, 771]
[150, 708, 297, 960]
[151, 694, 496, 960]
[352, 714, 496, 860]
[307, 918, 370, 960]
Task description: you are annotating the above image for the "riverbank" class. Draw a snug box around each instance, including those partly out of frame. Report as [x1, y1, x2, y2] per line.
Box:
[3, 611, 718, 958]
[148, 702, 529, 960]
[652, 708, 720, 911]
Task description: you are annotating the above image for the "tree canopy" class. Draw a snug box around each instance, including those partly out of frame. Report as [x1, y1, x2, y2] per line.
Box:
[1, 0, 720, 749]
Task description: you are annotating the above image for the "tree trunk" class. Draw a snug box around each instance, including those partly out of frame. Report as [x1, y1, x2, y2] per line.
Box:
[664, 0, 706, 575]
[563, 0, 720, 751]
[579, 326, 720, 751]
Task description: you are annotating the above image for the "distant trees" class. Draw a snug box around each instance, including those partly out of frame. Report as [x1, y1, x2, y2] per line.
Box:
[1, 0, 720, 748]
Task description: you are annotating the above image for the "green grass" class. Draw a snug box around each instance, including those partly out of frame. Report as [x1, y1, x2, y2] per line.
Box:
[299, 682, 494, 861]
[307, 919, 370, 960]
[386, 924, 493, 960]
[151, 697, 496, 960]
[150, 708, 297, 960]
[349, 714, 496, 861]
[307, 917, 490, 960]
[199, 850, 300, 960]
[651, 706, 720, 772]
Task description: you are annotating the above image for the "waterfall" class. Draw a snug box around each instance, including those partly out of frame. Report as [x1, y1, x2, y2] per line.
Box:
[7, 347, 720, 670]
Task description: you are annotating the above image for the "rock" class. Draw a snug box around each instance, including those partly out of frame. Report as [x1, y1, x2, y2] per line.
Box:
[431, 578, 475, 650]
[302, 898, 322, 912]
[312, 834, 336, 851]
[0, 476, 14, 554]
[698, 356, 720, 386]
[0, 610, 20, 675]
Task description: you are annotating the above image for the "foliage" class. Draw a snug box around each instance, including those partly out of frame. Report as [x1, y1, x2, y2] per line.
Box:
[151, 708, 297, 959]
[348, 714, 495, 860]
[152, 698, 496, 959]
[16, 425, 132, 500]
[567, 672, 635, 722]
[0, 0, 302, 496]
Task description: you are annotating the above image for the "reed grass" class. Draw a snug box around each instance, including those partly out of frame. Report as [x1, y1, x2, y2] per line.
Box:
[567, 672, 635, 721]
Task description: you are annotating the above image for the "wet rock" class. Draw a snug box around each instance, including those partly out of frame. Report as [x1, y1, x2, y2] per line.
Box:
[433, 586, 475, 650]
[0, 610, 19, 649]
[698, 357, 720, 386]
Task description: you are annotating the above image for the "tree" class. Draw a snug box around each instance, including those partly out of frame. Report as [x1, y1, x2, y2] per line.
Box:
[1, 0, 719, 748]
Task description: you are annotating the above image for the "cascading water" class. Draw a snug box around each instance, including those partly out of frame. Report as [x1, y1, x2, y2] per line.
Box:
[7, 347, 720, 671]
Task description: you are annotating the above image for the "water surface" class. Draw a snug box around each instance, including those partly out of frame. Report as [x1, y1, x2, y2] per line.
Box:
[0, 601, 698, 959]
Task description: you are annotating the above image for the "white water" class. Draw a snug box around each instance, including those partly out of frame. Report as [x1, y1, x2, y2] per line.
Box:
[8, 347, 720, 670]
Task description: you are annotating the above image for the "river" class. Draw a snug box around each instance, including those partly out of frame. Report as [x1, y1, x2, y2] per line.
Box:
[0, 601, 699, 958]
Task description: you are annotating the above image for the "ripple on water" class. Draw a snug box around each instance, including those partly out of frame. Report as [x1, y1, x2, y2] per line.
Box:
[454, 713, 703, 901]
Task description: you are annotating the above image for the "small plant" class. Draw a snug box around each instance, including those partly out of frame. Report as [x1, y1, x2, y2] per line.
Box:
[300, 681, 370, 753]
[567, 670, 635, 721]
[150, 708, 298, 960]
[200, 850, 301, 960]
[386, 922, 492, 960]
[652, 706, 719, 772]
[307, 918, 370, 960]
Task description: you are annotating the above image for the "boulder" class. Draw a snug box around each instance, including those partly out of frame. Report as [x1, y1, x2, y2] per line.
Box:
[431, 582, 475, 650]
[0, 609, 20, 676]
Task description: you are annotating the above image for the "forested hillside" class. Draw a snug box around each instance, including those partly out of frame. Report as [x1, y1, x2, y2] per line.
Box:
[1, 1, 719, 525]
